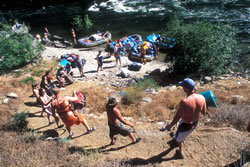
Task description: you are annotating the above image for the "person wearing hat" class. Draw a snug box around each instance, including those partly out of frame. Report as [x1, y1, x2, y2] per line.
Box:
[161, 78, 207, 159]
[106, 96, 141, 145]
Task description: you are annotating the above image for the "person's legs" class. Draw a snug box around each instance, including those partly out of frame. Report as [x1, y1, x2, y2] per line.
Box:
[119, 57, 121, 66]
[115, 58, 118, 66]
[128, 132, 136, 143]
[66, 125, 72, 136]
[47, 114, 51, 124]
[110, 135, 117, 145]
[53, 115, 59, 127]
[81, 117, 90, 131]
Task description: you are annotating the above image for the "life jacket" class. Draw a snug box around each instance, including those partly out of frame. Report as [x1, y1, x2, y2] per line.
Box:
[74, 91, 86, 110]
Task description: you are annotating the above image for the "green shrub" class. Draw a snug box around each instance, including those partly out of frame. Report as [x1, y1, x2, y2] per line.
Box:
[136, 78, 159, 91]
[24, 131, 42, 143]
[122, 87, 144, 105]
[71, 14, 93, 32]
[72, 15, 84, 31]
[163, 16, 239, 76]
[0, 23, 44, 73]
[13, 71, 22, 77]
[84, 14, 93, 31]
[10, 111, 29, 132]
[122, 78, 159, 105]
[19, 76, 35, 85]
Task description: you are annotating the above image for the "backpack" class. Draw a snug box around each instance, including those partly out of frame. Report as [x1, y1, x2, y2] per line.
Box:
[73, 91, 86, 110]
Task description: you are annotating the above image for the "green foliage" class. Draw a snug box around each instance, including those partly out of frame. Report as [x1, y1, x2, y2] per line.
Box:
[72, 15, 84, 31]
[84, 14, 93, 31]
[136, 78, 159, 91]
[24, 131, 43, 143]
[19, 76, 35, 85]
[10, 111, 29, 132]
[122, 78, 159, 105]
[13, 71, 22, 77]
[163, 17, 239, 76]
[71, 14, 93, 32]
[0, 23, 44, 73]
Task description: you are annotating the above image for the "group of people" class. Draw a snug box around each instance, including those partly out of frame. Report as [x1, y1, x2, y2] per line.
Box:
[35, 27, 51, 46]
[31, 76, 208, 159]
[32, 76, 95, 138]
[106, 38, 159, 66]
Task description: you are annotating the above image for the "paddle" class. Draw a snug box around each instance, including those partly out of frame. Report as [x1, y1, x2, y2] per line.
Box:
[102, 31, 109, 38]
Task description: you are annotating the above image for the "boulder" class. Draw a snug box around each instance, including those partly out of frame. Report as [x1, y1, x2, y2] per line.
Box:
[120, 68, 130, 78]
[231, 95, 244, 104]
[145, 88, 157, 94]
[204, 76, 212, 83]
[7, 93, 18, 99]
[2, 98, 9, 104]
[141, 97, 152, 103]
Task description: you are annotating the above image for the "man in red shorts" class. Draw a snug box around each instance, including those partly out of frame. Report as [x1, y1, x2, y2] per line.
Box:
[163, 78, 207, 159]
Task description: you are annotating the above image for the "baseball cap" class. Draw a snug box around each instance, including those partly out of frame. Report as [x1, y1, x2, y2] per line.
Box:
[178, 78, 195, 91]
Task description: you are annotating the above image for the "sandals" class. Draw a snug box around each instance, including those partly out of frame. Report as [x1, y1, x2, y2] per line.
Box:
[110, 137, 117, 145]
[132, 137, 141, 144]
[87, 127, 96, 133]
[68, 132, 75, 139]
[175, 150, 184, 159]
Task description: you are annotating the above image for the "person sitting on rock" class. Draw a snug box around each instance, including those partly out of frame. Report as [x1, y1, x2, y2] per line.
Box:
[56, 66, 65, 88]
[106, 95, 141, 145]
[65, 63, 73, 77]
[51, 88, 95, 138]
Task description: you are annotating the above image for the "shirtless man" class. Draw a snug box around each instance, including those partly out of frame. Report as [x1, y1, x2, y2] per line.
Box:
[51, 89, 95, 137]
[106, 96, 141, 145]
[163, 78, 207, 159]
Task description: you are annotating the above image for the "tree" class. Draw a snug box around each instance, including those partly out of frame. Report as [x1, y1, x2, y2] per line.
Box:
[0, 23, 44, 73]
[71, 14, 93, 32]
[163, 17, 239, 76]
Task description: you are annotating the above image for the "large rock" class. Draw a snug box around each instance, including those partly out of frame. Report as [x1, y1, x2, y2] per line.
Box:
[204, 76, 212, 83]
[141, 97, 152, 103]
[2, 98, 9, 104]
[120, 68, 130, 78]
[231, 95, 244, 104]
[7, 93, 18, 99]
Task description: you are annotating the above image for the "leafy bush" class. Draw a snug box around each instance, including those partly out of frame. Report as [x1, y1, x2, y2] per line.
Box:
[163, 16, 239, 76]
[122, 78, 159, 105]
[10, 111, 29, 132]
[72, 15, 84, 31]
[0, 23, 44, 73]
[122, 87, 144, 105]
[72, 14, 93, 32]
[136, 78, 159, 91]
[84, 14, 93, 31]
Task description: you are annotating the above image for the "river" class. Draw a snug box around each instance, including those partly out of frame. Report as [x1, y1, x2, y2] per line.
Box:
[1, 0, 249, 61]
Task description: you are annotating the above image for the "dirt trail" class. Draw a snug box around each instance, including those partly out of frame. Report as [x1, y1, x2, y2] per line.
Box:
[20, 82, 248, 167]
[1, 46, 249, 167]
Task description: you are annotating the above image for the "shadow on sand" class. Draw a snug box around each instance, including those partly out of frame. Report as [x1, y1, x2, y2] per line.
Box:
[124, 139, 180, 165]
